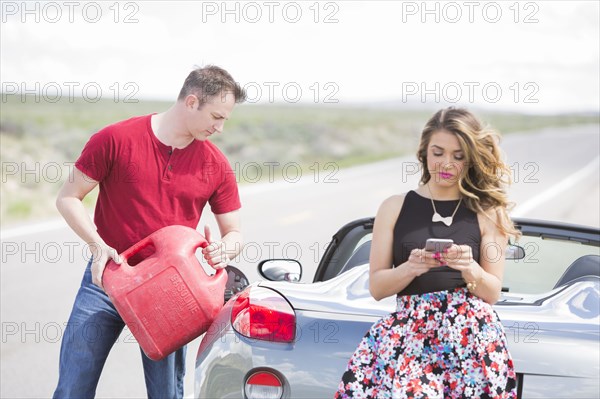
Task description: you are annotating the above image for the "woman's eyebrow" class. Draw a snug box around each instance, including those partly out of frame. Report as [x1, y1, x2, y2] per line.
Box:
[431, 144, 463, 153]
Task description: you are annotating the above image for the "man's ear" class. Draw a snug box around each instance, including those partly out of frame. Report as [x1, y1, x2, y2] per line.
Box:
[184, 94, 198, 109]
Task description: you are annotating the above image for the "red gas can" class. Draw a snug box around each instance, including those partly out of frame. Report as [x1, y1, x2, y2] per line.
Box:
[103, 225, 226, 361]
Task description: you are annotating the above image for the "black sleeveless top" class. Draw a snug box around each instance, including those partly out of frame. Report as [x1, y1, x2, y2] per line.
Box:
[393, 190, 481, 296]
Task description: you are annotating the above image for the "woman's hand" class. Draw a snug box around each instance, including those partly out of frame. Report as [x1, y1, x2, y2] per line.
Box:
[402, 248, 446, 277]
[440, 244, 484, 282]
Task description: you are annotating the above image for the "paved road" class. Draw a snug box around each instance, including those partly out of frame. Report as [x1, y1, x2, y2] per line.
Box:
[1, 124, 598, 398]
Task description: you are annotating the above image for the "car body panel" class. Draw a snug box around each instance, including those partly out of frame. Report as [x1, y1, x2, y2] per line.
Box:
[195, 218, 600, 398]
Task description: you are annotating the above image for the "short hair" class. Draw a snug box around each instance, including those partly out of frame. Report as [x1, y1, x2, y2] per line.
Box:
[177, 65, 246, 106]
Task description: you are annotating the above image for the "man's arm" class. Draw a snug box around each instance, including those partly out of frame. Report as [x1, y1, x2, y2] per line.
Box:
[56, 167, 121, 289]
[202, 210, 243, 269]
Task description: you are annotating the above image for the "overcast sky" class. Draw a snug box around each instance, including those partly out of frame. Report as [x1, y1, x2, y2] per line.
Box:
[1, 0, 599, 113]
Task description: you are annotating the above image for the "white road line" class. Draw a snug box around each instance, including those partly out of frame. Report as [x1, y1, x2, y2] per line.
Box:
[0, 213, 94, 240]
[2, 156, 597, 237]
[512, 156, 600, 217]
[0, 218, 67, 240]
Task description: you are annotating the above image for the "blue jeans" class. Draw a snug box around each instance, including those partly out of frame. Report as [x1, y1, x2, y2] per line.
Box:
[53, 261, 186, 398]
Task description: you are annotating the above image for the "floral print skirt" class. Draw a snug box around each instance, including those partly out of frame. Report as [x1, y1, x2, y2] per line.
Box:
[334, 287, 517, 399]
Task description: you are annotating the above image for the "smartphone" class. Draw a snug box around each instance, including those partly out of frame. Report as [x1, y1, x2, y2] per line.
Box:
[424, 238, 454, 252]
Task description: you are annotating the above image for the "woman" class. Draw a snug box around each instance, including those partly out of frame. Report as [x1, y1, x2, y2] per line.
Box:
[335, 108, 518, 398]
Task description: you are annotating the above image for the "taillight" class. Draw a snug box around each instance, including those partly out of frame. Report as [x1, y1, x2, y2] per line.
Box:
[231, 286, 296, 343]
[244, 371, 283, 399]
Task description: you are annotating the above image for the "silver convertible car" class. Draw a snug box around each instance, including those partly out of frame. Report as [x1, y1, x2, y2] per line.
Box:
[195, 218, 600, 398]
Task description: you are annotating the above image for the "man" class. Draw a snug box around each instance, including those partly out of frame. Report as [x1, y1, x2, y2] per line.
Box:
[53, 65, 246, 398]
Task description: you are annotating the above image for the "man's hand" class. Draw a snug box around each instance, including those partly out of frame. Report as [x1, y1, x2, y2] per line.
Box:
[89, 243, 122, 290]
[201, 225, 230, 270]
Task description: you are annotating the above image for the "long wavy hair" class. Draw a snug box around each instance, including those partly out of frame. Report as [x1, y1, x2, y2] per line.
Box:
[417, 107, 520, 238]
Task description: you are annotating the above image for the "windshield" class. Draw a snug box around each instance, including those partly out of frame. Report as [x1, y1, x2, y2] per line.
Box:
[503, 234, 599, 294]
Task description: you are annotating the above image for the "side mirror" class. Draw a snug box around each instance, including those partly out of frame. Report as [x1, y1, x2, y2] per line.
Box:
[258, 259, 302, 282]
[505, 243, 526, 260]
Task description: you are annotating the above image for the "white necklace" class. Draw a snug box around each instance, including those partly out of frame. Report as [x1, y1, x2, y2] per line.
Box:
[426, 184, 462, 227]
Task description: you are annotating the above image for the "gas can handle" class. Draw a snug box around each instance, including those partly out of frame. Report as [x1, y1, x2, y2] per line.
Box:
[119, 235, 155, 266]
[192, 231, 209, 252]
[191, 232, 227, 279]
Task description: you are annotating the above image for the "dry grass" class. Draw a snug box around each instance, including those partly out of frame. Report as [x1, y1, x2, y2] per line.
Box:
[1, 95, 598, 226]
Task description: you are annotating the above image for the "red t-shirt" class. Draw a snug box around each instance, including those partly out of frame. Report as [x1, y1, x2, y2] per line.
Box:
[75, 114, 241, 254]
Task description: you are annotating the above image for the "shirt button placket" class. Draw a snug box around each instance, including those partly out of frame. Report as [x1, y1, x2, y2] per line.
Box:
[164, 148, 173, 179]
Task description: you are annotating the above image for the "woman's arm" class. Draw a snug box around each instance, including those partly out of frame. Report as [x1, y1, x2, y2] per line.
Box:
[442, 208, 507, 304]
[368, 195, 441, 301]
